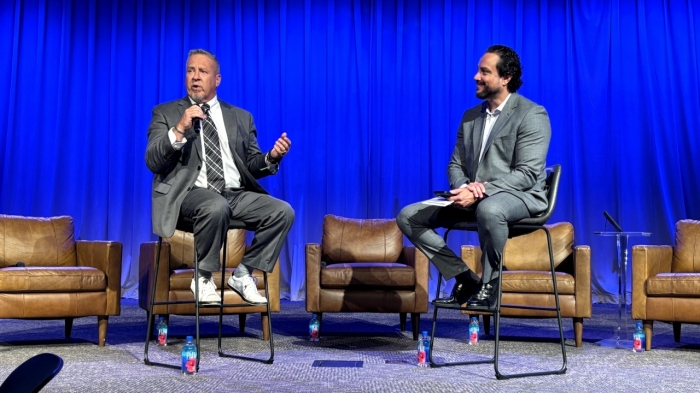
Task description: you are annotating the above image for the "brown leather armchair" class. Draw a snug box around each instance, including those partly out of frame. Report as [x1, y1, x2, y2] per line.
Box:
[459, 222, 591, 347]
[0, 214, 122, 346]
[305, 215, 429, 340]
[632, 219, 700, 350]
[138, 227, 280, 340]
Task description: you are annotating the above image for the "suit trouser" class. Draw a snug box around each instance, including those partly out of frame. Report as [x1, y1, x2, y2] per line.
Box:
[180, 187, 295, 274]
[396, 192, 529, 283]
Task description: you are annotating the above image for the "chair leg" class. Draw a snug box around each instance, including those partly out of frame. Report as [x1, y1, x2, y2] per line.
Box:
[482, 315, 491, 335]
[673, 322, 681, 343]
[261, 313, 270, 341]
[643, 320, 654, 351]
[97, 316, 108, 347]
[428, 270, 494, 368]
[218, 270, 274, 364]
[399, 313, 407, 331]
[144, 237, 181, 368]
[239, 314, 247, 334]
[411, 313, 420, 340]
[573, 317, 583, 348]
[65, 318, 73, 339]
[494, 225, 567, 379]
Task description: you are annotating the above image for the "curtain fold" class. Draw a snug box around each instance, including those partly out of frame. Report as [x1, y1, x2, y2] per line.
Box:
[1, 0, 698, 302]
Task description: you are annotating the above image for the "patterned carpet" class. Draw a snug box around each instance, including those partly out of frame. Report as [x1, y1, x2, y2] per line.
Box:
[0, 299, 698, 392]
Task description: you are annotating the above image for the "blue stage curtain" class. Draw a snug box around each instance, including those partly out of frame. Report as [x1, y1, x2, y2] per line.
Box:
[1, 0, 698, 301]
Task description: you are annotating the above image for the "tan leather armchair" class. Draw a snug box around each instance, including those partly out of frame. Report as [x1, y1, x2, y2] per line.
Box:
[138, 227, 280, 340]
[305, 215, 429, 340]
[459, 222, 591, 347]
[632, 219, 700, 350]
[0, 214, 122, 346]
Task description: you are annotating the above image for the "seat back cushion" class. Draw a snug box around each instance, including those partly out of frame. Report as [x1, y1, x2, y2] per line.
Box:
[502, 222, 574, 271]
[0, 215, 76, 268]
[322, 215, 403, 264]
[672, 219, 700, 273]
[166, 228, 246, 270]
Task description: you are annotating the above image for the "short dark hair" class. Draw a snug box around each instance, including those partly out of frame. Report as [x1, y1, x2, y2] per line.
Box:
[486, 45, 523, 93]
[187, 49, 220, 74]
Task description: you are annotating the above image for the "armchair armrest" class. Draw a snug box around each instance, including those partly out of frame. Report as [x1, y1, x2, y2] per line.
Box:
[76, 240, 122, 315]
[631, 245, 673, 320]
[305, 244, 322, 312]
[138, 241, 172, 315]
[460, 245, 482, 276]
[401, 246, 429, 312]
[572, 245, 591, 317]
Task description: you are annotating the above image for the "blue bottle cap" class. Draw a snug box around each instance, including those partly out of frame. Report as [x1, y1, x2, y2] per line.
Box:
[422, 331, 428, 335]
[186, 335, 193, 341]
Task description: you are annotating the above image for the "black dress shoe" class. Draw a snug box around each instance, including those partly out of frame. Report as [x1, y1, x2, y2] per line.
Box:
[466, 280, 499, 310]
[433, 277, 481, 307]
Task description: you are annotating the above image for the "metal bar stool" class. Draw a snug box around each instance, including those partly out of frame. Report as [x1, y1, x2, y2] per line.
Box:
[429, 165, 567, 379]
[144, 218, 274, 372]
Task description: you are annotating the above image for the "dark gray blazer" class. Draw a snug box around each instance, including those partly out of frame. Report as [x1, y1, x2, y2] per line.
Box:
[448, 93, 551, 215]
[145, 97, 276, 238]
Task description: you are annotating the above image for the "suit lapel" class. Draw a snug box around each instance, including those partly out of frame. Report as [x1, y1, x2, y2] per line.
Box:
[220, 101, 239, 159]
[219, 101, 251, 179]
[480, 93, 519, 160]
[469, 103, 488, 179]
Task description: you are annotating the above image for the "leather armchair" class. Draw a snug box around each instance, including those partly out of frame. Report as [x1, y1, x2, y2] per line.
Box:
[138, 227, 280, 340]
[632, 219, 700, 350]
[0, 214, 122, 346]
[305, 214, 429, 340]
[459, 222, 591, 347]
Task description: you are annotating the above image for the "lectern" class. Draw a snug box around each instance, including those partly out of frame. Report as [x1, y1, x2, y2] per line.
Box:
[595, 231, 651, 348]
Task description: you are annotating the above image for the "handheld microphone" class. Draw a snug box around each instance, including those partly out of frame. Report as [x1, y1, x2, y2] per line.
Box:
[603, 211, 624, 232]
[192, 103, 210, 133]
[193, 117, 203, 133]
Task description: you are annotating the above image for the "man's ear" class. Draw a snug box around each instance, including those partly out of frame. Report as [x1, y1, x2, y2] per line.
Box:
[501, 75, 511, 87]
[216, 74, 222, 87]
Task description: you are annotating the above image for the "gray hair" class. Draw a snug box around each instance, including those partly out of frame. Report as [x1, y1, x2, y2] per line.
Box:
[187, 49, 220, 74]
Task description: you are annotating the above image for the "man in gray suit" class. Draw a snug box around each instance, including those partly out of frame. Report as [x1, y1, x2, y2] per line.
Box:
[397, 45, 551, 310]
[146, 49, 294, 305]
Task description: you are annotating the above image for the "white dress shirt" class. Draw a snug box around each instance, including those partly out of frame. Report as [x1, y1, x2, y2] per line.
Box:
[169, 96, 242, 189]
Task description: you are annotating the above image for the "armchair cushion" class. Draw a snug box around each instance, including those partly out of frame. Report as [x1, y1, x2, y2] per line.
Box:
[322, 216, 403, 264]
[645, 273, 700, 296]
[0, 267, 106, 292]
[672, 220, 700, 273]
[320, 263, 416, 288]
[502, 222, 574, 271]
[0, 216, 76, 267]
[501, 271, 575, 295]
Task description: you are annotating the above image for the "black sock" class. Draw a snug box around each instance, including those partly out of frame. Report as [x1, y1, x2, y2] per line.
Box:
[455, 270, 480, 284]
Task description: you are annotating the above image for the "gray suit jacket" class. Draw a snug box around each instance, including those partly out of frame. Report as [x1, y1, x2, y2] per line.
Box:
[145, 97, 276, 238]
[447, 93, 551, 215]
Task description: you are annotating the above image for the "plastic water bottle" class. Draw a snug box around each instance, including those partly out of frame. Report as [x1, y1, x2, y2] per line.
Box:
[469, 317, 480, 345]
[181, 336, 197, 375]
[157, 317, 168, 346]
[309, 314, 320, 342]
[632, 322, 645, 353]
[417, 331, 430, 367]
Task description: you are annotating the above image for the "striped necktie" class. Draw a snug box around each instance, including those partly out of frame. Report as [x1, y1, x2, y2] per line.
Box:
[200, 103, 226, 193]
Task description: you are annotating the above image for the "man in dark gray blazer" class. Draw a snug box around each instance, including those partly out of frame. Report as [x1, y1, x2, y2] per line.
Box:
[146, 49, 294, 305]
[397, 45, 551, 310]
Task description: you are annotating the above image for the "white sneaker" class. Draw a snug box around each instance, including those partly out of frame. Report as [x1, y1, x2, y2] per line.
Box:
[190, 277, 221, 304]
[228, 274, 267, 304]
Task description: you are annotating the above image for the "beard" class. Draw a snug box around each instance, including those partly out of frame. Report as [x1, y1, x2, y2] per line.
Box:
[475, 83, 501, 100]
[189, 91, 205, 103]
